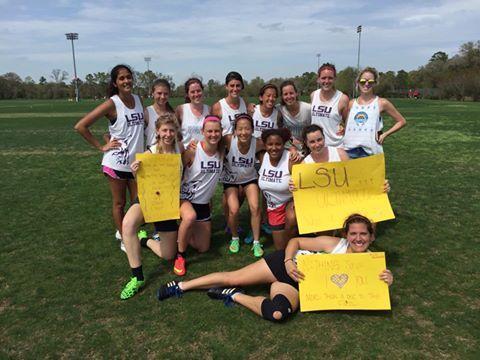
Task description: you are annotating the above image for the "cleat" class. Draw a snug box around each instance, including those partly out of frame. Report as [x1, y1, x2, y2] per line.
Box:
[173, 255, 186, 276]
[120, 277, 145, 300]
[137, 229, 148, 240]
[252, 242, 264, 258]
[115, 230, 122, 240]
[207, 287, 244, 307]
[157, 281, 183, 301]
[229, 239, 240, 253]
[120, 241, 126, 253]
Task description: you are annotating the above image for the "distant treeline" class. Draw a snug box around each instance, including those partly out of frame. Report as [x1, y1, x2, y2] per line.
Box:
[1, 41, 479, 101]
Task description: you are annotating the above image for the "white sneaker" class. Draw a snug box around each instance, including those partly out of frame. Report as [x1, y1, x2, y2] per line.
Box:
[115, 230, 122, 240]
[120, 241, 126, 253]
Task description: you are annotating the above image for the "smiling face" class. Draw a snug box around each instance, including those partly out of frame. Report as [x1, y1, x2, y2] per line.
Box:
[157, 123, 176, 146]
[152, 84, 170, 107]
[234, 118, 253, 142]
[226, 79, 243, 98]
[265, 134, 284, 160]
[318, 69, 336, 92]
[202, 121, 222, 145]
[114, 68, 133, 95]
[345, 222, 373, 253]
[259, 87, 277, 110]
[281, 85, 298, 106]
[187, 82, 203, 104]
[357, 71, 376, 94]
[306, 130, 325, 154]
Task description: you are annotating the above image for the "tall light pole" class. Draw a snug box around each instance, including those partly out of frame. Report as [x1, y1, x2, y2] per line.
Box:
[316, 53, 321, 89]
[65, 32, 79, 102]
[144, 57, 151, 71]
[354, 25, 362, 97]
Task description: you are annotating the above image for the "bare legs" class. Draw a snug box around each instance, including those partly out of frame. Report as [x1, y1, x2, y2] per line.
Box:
[271, 201, 297, 249]
[107, 177, 137, 236]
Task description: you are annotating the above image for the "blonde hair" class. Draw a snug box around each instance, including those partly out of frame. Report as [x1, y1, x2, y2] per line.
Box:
[154, 113, 180, 154]
[356, 66, 379, 84]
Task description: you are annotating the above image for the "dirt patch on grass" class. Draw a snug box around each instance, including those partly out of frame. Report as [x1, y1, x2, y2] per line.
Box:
[0, 149, 96, 156]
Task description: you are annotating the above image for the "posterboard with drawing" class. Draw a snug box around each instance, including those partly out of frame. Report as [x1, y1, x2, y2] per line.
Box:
[292, 154, 395, 234]
[136, 153, 181, 223]
[297, 252, 391, 312]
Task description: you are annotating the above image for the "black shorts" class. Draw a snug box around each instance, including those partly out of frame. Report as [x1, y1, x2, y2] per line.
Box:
[102, 165, 135, 180]
[154, 220, 178, 232]
[264, 250, 298, 290]
[192, 203, 211, 222]
[223, 178, 258, 191]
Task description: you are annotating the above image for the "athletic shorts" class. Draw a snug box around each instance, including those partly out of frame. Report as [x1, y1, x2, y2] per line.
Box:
[102, 165, 135, 180]
[267, 203, 288, 231]
[132, 198, 179, 231]
[264, 250, 298, 290]
[345, 147, 370, 159]
[192, 203, 211, 222]
[223, 178, 258, 191]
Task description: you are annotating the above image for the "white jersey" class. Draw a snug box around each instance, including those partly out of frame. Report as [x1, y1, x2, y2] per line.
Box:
[343, 97, 383, 155]
[180, 143, 223, 204]
[311, 89, 344, 147]
[102, 94, 144, 172]
[296, 238, 349, 259]
[252, 106, 278, 138]
[180, 103, 209, 147]
[303, 147, 341, 163]
[258, 150, 291, 209]
[144, 105, 163, 148]
[219, 97, 247, 135]
[221, 136, 257, 184]
[277, 101, 311, 141]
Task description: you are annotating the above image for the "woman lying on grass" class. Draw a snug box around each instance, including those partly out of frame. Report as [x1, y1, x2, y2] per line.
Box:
[156, 213, 393, 322]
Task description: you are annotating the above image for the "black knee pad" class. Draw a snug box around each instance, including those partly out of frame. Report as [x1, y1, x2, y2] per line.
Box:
[261, 294, 293, 322]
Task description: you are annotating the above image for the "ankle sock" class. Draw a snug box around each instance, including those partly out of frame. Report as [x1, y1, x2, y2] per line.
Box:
[131, 266, 144, 281]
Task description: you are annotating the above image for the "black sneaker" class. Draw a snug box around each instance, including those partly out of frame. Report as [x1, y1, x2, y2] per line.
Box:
[207, 287, 244, 307]
[156, 281, 183, 301]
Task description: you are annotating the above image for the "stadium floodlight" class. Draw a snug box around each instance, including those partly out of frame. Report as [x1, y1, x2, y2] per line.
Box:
[354, 25, 362, 96]
[144, 57, 151, 71]
[65, 33, 80, 102]
[316, 53, 321, 88]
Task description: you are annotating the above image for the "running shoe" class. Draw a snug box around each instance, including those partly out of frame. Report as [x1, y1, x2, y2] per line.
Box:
[120, 241, 126, 253]
[137, 229, 148, 240]
[157, 281, 183, 301]
[229, 239, 240, 253]
[207, 287, 244, 307]
[173, 255, 186, 276]
[115, 230, 122, 240]
[120, 277, 145, 300]
[261, 223, 272, 235]
[252, 242, 264, 258]
[244, 231, 254, 244]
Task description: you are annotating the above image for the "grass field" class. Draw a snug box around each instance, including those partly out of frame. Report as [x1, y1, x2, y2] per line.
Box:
[0, 98, 479, 358]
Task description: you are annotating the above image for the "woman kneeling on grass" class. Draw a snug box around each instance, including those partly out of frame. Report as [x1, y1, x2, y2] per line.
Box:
[120, 113, 184, 299]
[157, 213, 393, 322]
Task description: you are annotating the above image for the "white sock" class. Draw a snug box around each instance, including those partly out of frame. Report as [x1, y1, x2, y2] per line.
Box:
[178, 281, 184, 291]
[231, 236, 240, 242]
[231, 291, 241, 301]
[253, 240, 260, 245]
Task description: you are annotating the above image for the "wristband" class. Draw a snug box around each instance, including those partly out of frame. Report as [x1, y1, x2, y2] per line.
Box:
[284, 258, 293, 264]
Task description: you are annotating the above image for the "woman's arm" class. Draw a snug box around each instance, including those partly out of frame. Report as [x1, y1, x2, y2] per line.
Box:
[211, 101, 222, 119]
[181, 147, 195, 168]
[378, 98, 406, 144]
[379, 269, 393, 286]
[74, 99, 120, 152]
[175, 105, 184, 125]
[338, 94, 350, 134]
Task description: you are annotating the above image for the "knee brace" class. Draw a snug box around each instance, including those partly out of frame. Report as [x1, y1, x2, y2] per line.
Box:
[261, 294, 293, 322]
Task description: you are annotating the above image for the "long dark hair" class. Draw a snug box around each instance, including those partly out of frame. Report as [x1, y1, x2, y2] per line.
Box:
[343, 214, 374, 236]
[107, 64, 133, 97]
[152, 78, 174, 113]
[301, 124, 324, 155]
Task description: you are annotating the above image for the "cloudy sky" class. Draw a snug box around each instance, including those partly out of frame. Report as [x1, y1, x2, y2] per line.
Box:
[0, 0, 478, 84]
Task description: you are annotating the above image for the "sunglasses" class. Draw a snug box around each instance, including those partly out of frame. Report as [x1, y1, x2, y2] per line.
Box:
[359, 79, 376, 86]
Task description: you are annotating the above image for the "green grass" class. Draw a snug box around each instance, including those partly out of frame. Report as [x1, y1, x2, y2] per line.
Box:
[0, 99, 479, 358]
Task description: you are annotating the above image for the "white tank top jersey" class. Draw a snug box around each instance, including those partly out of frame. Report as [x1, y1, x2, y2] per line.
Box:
[295, 238, 350, 259]
[219, 98, 247, 135]
[311, 89, 344, 147]
[144, 105, 159, 147]
[180, 143, 223, 204]
[220, 136, 257, 184]
[343, 97, 383, 155]
[277, 101, 311, 141]
[252, 106, 278, 138]
[102, 94, 145, 172]
[258, 150, 292, 209]
[303, 147, 341, 163]
[181, 103, 209, 147]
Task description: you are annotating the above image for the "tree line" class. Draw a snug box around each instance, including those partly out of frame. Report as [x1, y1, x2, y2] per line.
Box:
[1, 41, 478, 101]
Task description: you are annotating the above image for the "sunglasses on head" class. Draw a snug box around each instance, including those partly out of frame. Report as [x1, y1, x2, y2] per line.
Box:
[359, 79, 376, 86]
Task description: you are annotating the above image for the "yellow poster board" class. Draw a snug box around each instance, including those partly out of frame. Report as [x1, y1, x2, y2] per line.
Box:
[297, 252, 391, 312]
[292, 154, 395, 234]
[136, 153, 181, 223]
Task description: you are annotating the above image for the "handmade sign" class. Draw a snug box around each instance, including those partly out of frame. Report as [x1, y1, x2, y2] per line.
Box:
[292, 154, 394, 234]
[297, 252, 391, 312]
[136, 153, 181, 223]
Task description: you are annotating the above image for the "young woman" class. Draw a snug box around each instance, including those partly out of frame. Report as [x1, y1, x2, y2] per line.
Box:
[221, 114, 264, 257]
[277, 80, 311, 151]
[258, 128, 301, 250]
[120, 114, 184, 299]
[310, 63, 349, 147]
[145, 79, 175, 148]
[176, 78, 210, 147]
[157, 214, 393, 322]
[212, 71, 252, 136]
[343, 67, 407, 158]
[174, 116, 224, 276]
[301, 124, 350, 164]
[252, 84, 280, 138]
[74, 64, 145, 248]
